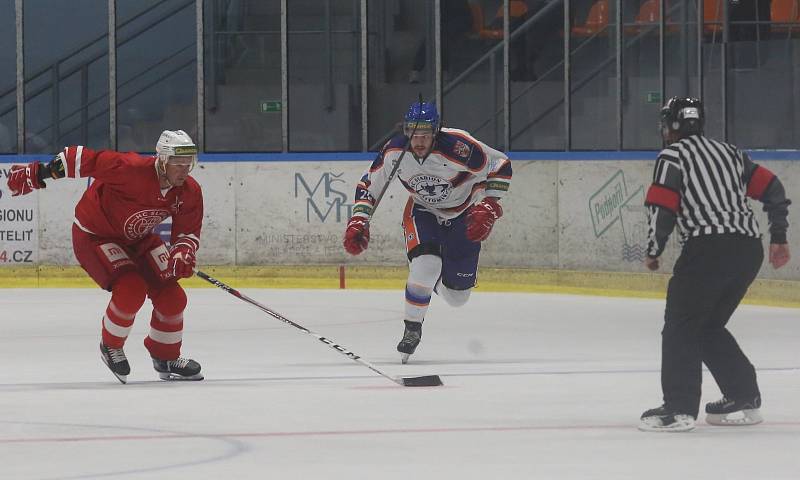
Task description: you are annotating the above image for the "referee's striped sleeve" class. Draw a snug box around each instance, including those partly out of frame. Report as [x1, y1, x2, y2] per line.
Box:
[644, 152, 682, 257]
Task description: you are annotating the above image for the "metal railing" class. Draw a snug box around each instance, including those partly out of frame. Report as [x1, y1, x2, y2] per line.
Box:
[1, 0, 194, 150]
[4, 0, 799, 154]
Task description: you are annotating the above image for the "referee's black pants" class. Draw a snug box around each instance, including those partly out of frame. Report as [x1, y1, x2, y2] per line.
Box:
[661, 234, 763, 418]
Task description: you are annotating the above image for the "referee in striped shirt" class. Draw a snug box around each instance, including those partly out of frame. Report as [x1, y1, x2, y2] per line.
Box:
[639, 97, 791, 432]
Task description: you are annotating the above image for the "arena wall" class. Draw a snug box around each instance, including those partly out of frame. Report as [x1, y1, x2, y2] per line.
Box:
[1, 154, 798, 281]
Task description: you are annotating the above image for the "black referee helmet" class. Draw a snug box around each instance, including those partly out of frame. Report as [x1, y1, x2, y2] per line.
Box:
[660, 96, 704, 139]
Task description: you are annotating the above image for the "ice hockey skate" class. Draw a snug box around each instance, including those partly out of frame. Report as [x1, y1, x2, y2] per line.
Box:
[705, 396, 763, 426]
[99, 342, 130, 384]
[397, 320, 422, 364]
[638, 405, 696, 432]
[152, 356, 204, 381]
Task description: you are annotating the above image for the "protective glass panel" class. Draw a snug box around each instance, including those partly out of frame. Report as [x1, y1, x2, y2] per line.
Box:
[0, 0, 15, 153]
[510, 0, 566, 150]
[701, 0, 724, 141]
[23, 0, 109, 153]
[727, 0, 794, 148]
[117, 0, 197, 152]
[204, 0, 282, 152]
[367, 0, 436, 151]
[569, 0, 618, 149]
[288, 0, 362, 151]
[442, 0, 505, 149]
[624, 0, 702, 149]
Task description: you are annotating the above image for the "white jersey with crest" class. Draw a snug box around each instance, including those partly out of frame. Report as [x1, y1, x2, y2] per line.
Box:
[352, 127, 512, 221]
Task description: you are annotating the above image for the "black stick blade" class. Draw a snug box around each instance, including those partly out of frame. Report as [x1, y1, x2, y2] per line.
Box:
[400, 375, 443, 387]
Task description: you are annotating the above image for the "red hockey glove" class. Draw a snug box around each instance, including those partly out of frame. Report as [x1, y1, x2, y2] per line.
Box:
[7, 162, 45, 196]
[168, 243, 196, 279]
[343, 216, 370, 255]
[465, 198, 503, 242]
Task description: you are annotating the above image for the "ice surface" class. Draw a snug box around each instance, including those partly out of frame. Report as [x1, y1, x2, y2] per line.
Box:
[0, 288, 798, 479]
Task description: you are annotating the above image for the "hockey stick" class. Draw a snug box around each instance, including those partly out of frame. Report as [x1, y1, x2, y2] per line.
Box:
[368, 140, 410, 217]
[367, 93, 425, 218]
[195, 270, 443, 387]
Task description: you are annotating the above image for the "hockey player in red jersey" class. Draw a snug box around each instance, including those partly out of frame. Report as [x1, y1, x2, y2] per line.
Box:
[7, 130, 205, 384]
[343, 102, 512, 363]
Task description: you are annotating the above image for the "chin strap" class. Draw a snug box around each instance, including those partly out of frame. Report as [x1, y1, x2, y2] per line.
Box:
[155, 157, 176, 188]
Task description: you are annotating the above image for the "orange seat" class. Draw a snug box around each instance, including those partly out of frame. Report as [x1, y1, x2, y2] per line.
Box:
[572, 0, 609, 36]
[468, 2, 503, 40]
[625, 0, 679, 34]
[771, 0, 800, 34]
[468, 0, 530, 40]
[496, 0, 530, 19]
[703, 0, 723, 35]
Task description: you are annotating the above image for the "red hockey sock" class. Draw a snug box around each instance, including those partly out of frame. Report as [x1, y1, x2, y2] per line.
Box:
[144, 282, 187, 360]
[102, 272, 147, 348]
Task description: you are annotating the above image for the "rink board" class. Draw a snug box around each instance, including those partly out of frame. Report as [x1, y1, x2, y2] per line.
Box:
[0, 154, 799, 291]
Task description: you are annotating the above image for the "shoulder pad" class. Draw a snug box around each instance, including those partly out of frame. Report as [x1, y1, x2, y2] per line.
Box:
[182, 176, 203, 193]
[436, 130, 486, 170]
[386, 134, 408, 150]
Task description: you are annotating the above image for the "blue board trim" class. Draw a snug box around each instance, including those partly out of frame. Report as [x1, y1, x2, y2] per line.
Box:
[2, 150, 799, 163]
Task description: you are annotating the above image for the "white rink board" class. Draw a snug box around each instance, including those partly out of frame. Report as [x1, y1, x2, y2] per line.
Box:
[2, 156, 799, 280]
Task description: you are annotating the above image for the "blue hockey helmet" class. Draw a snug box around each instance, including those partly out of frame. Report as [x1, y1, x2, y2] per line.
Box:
[403, 101, 440, 137]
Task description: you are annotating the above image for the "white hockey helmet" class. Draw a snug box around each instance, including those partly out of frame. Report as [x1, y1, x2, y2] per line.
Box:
[155, 129, 198, 174]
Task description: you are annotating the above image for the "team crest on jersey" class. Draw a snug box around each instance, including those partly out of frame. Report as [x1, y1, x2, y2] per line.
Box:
[453, 140, 470, 158]
[408, 174, 451, 204]
[124, 209, 171, 240]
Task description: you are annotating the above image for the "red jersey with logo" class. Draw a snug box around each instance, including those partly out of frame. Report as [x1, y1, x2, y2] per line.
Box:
[61, 146, 202, 251]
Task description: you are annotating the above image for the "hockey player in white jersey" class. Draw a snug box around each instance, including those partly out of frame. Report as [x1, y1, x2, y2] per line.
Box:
[343, 101, 512, 363]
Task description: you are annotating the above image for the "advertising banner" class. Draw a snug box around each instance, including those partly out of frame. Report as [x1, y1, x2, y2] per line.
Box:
[1, 154, 798, 281]
[0, 166, 38, 266]
[235, 162, 408, 265]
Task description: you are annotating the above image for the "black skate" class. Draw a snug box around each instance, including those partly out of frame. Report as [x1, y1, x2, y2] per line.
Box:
[705, 396, 762, 426]
[100, 342, 130, 384]
[638, 405, 695, 432]
[152, 357, 204, 381]
[397, 320, 422, 364]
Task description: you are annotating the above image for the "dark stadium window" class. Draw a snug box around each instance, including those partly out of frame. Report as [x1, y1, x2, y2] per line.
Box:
[568, 0, 618, 150]
[116, 0, 197, 153]
[508, 0, 567, 150]
[367, 0, 436, 151]
[442, 0, 506, 149]
[22, 0, 109, 153]
[204, 0, 282, 152]
[623, 0, 700, 150]
[0, 0, 14, 153]
[288, 0, 362, 152]
[726, 0, 797, 148]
